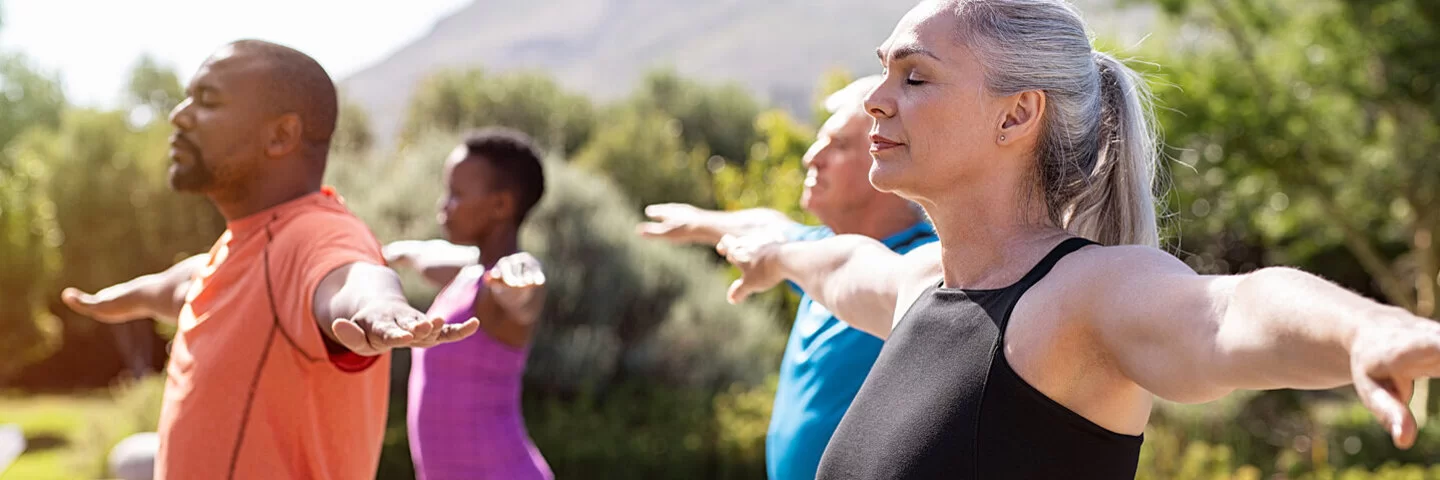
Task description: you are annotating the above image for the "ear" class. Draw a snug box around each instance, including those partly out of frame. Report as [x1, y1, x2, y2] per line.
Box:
[997, 90, 1046, 146]
[265, 113, 304, 158]
[491, 189, 518, 224]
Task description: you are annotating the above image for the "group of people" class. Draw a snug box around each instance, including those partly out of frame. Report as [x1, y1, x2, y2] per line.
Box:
[62, 40, 552, 479]
[59, 0, 1440, 479]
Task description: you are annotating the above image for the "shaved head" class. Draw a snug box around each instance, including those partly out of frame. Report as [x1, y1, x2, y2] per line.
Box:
[225, 39, 338, 149]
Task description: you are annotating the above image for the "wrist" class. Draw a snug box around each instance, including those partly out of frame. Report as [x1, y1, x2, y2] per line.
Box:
[1347, 305, 1415, 354]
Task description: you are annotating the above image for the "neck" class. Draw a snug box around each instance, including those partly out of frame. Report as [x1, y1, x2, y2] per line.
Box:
[919, 170, 1066, 289]
[476, 224, 521, 268]
[211, 174, 320, 222]
[822, 198, 924, 240]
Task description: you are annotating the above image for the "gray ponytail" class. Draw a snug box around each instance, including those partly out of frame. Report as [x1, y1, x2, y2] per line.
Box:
[954, 0, 1160, 246]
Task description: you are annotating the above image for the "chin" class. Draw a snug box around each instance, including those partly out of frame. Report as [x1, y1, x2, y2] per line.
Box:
[867, 166, 905, 194]
[167, 172, 208, 193]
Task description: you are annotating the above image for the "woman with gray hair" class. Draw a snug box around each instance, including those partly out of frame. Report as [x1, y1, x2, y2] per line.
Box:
[716, 0, 1440, 478]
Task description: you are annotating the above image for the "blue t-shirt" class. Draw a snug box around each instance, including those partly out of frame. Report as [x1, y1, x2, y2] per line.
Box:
[766, 221, 938, 480]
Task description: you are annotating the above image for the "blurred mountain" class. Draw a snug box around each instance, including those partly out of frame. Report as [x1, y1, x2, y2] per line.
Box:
[340, 0, 1154, 145]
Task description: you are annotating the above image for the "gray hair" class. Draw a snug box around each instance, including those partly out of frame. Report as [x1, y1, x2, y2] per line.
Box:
[952, 0, 1160, 246]
[825, 75, 885, 114]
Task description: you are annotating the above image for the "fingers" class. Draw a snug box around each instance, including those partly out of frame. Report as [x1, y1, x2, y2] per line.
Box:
[1390, 339, 1440, 380]
[643, 203, 689, 220]
[332, 319, 375, 355]
[406, 316, 445, 345]
[60, 286, 142, 323]
[60, 288, 99, 313]
[636, 222, 677, 239]
[1355, 372, 1419, 449]
[360, 318, 415, 349]
[727, 278, 754, 305]
[435, 318, 481, 343]
[639, 204, 706, 242]
[391, 310, 434, 339]
[716, 234, 734, 257]
[488, 254, 547, 289]
[381, 241, 417, 266]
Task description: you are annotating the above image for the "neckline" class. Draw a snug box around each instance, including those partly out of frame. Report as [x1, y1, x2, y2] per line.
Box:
[932, 237, 1095, 296]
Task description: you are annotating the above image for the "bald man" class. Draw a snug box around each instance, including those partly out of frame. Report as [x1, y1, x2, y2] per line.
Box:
[60, 40, 478, 479]
[638, 76, 937, 480]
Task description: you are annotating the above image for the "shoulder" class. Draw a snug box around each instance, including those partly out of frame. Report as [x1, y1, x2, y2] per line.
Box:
[1053, 244, 1194, 287]
[1038, 243, 1208, 331]
[272, 207, 378, 252]
[268, 207, 383, 279]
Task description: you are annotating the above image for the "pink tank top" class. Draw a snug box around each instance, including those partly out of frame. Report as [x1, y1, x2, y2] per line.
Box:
[407, 266, 552, 480]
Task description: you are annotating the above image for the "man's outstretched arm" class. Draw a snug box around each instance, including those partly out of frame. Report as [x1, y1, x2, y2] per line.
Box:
[61, 254, 209, 325]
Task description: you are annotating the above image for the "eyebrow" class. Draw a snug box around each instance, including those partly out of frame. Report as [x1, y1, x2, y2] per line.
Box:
[187, 83, 218, 98]
[877, 45, 940, 64]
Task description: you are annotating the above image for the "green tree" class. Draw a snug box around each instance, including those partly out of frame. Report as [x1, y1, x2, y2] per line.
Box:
[0, 143, 62, 382]
[0, 54, 66, 150]
[1136, 0, 1440, 457]
[572, 108, 716, 210]
[626, 69, 762, 164]
[332, 98, 374, 154]
[402, 68, 596, 156]
[1143, 0, 1440, 314]
[124, 54, 184, 118]
[0, 37, 67, 382]
[712, 110, 815, 229]
[9, 108, 224, 388]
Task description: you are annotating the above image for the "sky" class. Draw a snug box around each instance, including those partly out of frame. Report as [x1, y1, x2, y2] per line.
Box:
[0, 0, 470, 107]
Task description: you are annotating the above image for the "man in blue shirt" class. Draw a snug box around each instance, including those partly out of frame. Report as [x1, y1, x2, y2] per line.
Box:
[638, 76, 937, 480]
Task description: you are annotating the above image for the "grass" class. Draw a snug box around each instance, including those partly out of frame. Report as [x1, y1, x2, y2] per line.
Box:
[0, 377, 164, 480]
[0, 394, 113, 479]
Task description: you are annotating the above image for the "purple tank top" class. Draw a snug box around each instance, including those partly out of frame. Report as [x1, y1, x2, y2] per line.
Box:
[407, 266, 552, 480]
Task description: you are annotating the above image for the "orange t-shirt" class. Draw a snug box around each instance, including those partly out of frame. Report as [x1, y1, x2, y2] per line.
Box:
[155, 187, 391, 480]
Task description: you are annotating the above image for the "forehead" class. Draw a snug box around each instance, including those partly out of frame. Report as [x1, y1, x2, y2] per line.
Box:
[881, 1, 959, 57]
[819, 107, 870, 139]
[191, 46, 268, 89]
[444, 145, 469, 167]
[444, 147, 496, 181]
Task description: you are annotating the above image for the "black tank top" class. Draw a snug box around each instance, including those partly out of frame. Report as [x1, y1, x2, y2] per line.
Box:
[815, 238, 1142, 479]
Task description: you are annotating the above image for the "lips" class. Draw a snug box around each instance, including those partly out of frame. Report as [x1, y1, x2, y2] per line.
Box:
[870, 133, 904, 153]
[169, 135, 197, 162]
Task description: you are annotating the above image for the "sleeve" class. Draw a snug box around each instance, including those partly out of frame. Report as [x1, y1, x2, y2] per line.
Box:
[272, 210, 387, 371]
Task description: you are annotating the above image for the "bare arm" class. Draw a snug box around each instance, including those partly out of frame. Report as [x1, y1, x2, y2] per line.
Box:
[383, 239, 480, 287]
[60, 254, 208, 325]
[313, 262, 480, 356]
[719, 234, 941, 339]
[638, 203, 800, 245]
[1077, 246, 1440, 448]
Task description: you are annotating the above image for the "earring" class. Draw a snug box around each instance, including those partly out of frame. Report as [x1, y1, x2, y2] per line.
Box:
[999, 134, 1006, 142]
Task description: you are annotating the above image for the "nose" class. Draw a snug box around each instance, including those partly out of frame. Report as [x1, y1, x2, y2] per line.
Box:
[864, 77, 895, 120]
[802, 144, 821, 170]
[169, 98, 193, 130]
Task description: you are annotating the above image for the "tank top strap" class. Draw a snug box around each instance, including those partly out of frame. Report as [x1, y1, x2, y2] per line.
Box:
[1012, 237, 1096, 292]
[982, 237, 1096, 333]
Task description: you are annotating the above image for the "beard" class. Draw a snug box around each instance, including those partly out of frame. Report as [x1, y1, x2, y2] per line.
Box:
[168, 139, 216, 192]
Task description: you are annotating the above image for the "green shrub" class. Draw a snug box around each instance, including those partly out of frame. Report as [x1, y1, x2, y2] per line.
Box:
[67, 375, 164, 479]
